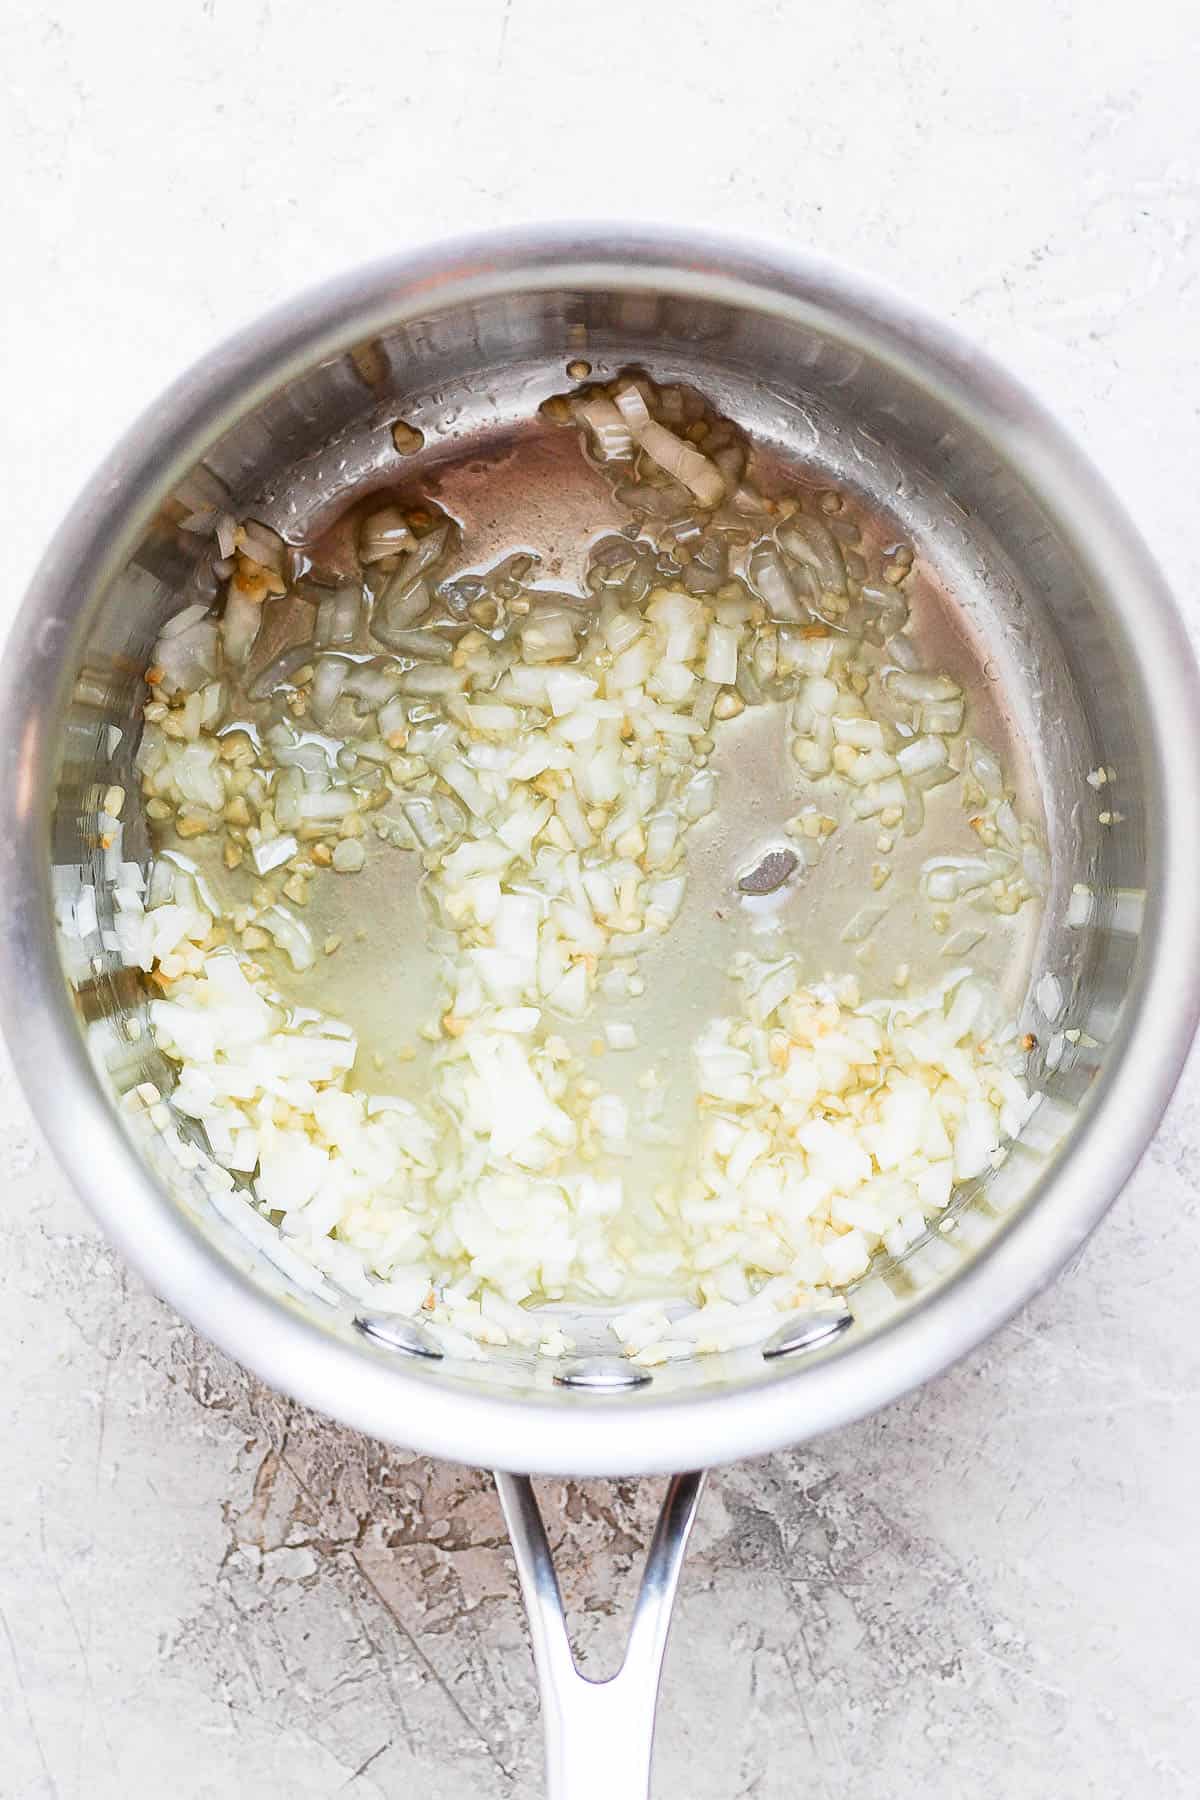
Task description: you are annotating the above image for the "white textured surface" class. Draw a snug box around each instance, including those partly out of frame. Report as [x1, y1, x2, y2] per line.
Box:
[3, 3, 1200, 1795]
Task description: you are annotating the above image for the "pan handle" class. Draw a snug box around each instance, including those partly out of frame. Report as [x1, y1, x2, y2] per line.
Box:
[495, 1469, 706, 1799]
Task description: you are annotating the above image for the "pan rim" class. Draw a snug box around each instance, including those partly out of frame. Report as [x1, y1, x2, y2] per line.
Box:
[3, 221, 1197, 1476]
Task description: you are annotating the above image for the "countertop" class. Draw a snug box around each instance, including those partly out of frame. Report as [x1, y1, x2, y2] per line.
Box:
[3, 2, 1199, 1794]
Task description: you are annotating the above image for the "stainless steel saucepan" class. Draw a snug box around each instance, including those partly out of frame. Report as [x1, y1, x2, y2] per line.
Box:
[3, 226, 1198, 1797]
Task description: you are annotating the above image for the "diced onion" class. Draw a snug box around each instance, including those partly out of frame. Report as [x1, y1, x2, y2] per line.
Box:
[131, 364, 1045, 1373]
[614, 385, 725, 508]
[576, 396, 634, 462]
[704, 622, 740, 686]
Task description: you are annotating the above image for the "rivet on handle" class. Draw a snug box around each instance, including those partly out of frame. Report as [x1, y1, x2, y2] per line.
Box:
[761, 1304, 853, 1359]
[354, 1313, 444, 1359]
[554, 1356, 651, 1391]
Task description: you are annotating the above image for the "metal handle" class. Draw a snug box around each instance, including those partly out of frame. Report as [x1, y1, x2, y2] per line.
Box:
[495, 1469, 706, 1800]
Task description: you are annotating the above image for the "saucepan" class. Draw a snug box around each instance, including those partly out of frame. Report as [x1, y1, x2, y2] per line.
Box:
[3, 226, 1198, 1797]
